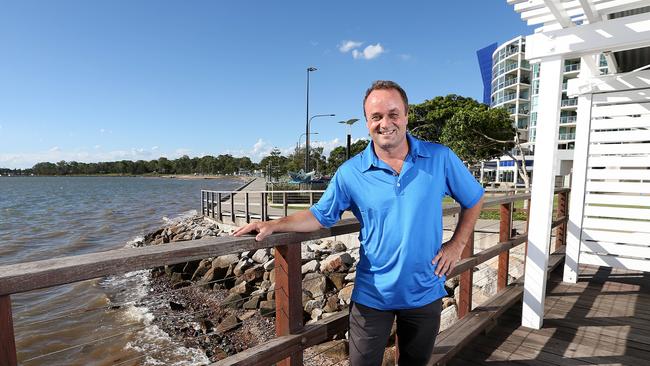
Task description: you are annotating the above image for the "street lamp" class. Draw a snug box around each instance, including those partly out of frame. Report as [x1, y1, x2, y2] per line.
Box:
[306, 114, 335, 172]
[338, 118, 360, 160]
[305, 67, 317, 172]
[297, 132, 319, 153]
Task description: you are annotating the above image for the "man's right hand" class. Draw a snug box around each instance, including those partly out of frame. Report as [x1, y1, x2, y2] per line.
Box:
[232, 221, 276, 241]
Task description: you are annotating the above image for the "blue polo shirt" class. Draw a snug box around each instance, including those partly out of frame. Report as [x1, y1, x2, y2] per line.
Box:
[310, 134, 484, 310]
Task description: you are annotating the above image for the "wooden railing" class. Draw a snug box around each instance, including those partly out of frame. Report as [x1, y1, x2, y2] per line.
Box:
[201, 190, 325, 223]
[0, 188, 569, 366]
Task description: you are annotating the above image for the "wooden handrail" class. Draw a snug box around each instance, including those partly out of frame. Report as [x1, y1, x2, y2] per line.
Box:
[0, 189, 570, 366]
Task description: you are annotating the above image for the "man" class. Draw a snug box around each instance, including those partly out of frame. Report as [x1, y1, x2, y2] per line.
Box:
[234, 80, 484, 365]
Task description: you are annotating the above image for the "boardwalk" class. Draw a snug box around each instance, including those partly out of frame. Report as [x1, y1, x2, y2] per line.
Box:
[449, 265, 650, 365]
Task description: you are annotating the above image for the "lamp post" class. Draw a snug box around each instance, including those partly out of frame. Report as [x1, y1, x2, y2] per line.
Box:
[305, 67, 317, 172]
[297, 132, 319, 154]
[338, 118, 360, 160]
[306, 113, 335, 171]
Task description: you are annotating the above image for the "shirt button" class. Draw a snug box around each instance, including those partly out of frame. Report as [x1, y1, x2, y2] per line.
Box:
[397, 182, 401, 187]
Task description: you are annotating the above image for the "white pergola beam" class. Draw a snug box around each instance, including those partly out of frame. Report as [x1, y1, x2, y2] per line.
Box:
[567, 69, 650, 96]
[603, 51, 619, 73]
[543, 0, 576, 27]
[522, 56, 564, 330]
[579, 0, 602, 22]
[526, 11, 650, 59]
[563, 54, 599, 284]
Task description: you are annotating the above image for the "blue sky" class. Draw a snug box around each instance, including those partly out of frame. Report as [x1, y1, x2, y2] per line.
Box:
[0, 1, 532, 169]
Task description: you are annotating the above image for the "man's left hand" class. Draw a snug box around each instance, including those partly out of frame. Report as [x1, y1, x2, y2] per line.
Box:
[432, 240, 464, 277]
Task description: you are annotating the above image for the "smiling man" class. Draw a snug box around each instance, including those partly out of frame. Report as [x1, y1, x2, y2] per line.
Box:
[234, 80, 484, 365]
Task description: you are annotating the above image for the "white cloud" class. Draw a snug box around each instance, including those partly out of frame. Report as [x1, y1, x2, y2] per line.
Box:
[94, 145, 101, 149]
[338, 40, 363, 53]
[352, 43, 385, 60]
[99, 128, 106, 134]
[49, 146, 60, 152]
[151, 146, 159, 151]
[0, 146, 165, 169]
[398, 53, 412, 61]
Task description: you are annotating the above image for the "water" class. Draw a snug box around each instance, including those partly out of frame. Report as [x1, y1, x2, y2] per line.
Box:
[0, 176, 246, 365]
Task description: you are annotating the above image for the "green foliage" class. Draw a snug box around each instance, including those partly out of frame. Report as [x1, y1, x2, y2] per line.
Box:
[408, 94, 515, 164]
[326, 139, 369, 175]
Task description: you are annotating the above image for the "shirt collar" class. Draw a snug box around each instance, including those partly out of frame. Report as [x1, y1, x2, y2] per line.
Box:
[361, 133, 430, 172]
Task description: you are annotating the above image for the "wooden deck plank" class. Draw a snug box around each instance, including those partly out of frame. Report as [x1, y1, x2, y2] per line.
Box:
[448, 265, 650, 365]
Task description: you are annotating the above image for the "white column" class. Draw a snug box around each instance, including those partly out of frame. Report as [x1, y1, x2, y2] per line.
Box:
[522, 56, 563, 330]
[563, 55, 598, 283]
[480, 161, 485, 183]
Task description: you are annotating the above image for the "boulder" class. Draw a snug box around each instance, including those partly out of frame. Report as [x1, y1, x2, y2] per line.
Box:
[233, 258, 254, 276]
[259, 301, 276, 316]
[252, 249, 270, 264]
[190, 259, 212, 281]
[216, 314, 240, 334]
[301, 260, 320, 274]
[328, 273, 347, 290]
[321, 253, 354, 274]
[243, 296, 261, 310]
[332, 241, 347, 253]
[230, 281, 251, 295]
[439, 304, 458, 332]
[304, 299, 324, 314]
[263, 258, 275, 271]
[303, 273, 327, 299]
[323, 295, 339, 313]
[338, 285, 354, 304]
[243, 264, 264, 282]
[212, 254, 239, 269]
[442, 297, 456, 309]
[222, 293, 243, 309]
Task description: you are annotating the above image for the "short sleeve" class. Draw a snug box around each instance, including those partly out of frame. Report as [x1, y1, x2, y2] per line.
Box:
[444, 148, 484, 209]
[309, 170, 351, 228]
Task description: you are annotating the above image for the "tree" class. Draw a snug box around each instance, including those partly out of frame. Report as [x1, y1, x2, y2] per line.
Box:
[326, 139, 369, 175]
[406, 94, 535, 190]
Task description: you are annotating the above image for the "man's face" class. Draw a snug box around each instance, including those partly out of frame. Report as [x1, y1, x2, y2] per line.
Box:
[364, 88, 408, 152]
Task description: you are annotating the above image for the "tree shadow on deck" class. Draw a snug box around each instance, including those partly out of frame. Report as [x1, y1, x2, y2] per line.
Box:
[449, 265, 650, 365]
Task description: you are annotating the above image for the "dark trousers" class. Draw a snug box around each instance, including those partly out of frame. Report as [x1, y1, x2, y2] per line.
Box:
[348, 299, 442, 366]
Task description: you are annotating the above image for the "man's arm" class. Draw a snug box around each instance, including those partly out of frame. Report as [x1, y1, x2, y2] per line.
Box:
[232, 209, 323, 241]
[432, 195, 484, 277]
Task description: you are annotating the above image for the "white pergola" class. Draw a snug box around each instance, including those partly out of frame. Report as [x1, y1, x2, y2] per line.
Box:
[507, 0, 650, 329]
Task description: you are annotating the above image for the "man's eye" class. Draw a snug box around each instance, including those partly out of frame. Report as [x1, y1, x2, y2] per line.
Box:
[372, 116, 382, 121]
[389, 114, 399, 119]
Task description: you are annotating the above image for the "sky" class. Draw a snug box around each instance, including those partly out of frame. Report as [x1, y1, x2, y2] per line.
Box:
[0, 1, 533, 169]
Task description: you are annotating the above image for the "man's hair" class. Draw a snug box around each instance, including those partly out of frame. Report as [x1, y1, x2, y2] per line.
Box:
[363, 80, 409, 118]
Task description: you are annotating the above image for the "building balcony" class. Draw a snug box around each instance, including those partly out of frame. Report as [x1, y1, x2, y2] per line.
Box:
[564, 63, 580, 73]
[559, 132, 576, 141]
[561, 98, 578, 107]
[560, 115, 577, 124]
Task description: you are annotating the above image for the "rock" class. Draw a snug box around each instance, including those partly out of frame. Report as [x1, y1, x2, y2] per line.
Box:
[216, 314, 240, 334]
[222, 293, 243, 309]
[328, 273, 347, 290]
[321, 253, 354, 274]
[442, 297, 456, 309]
[199, 266, 228, 288]
[230, 281, 251, 295]
[252, 249, 270, 263]
[301, 260, 320, 274]
[302, 252, 317, 262]
[263, 258, 275, 271]
[303, 273, 327, 299]
[241, 251, 251, 258]
[323, 295, 339, 313]
[302, 290, 313, 306]
[267, 283, 275, 301]
[345, 272, 356, 282]
[259, 301, 276, 316]
[243, 264, 264, 282]
[338, 285, 354, 304]
[233, 258, 254, 276]
[199, 318, 214, 334]
[439, 304, 458, 332]
[213, 254, 239, 269]
[243, 296, 261, 309]
[311, 308, 323, 321]
[332, 241, 347, 252]
[190, 259, 212, 281]
[240, 310, 257, 321]
[304, 299, 324, 314]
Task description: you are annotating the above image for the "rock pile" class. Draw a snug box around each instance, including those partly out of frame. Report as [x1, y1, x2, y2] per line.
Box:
[141, 215, 468, 359]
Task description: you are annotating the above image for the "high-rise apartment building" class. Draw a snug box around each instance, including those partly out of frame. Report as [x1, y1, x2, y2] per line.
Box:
[478, 36, 609, 186]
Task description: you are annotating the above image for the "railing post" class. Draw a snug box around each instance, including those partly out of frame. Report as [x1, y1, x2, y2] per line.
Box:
[458, 231, 474, 319]
[525, 199, 531, 260]
[245, 193, 250, 223]
[0, 295, 17, 366]
[263, 192, 269, 221]
[274, 242, 303, 366]
[555, 191, 568, 252]
[283, 192, 288, 217]
[201, 191, 205, 216]
[498, 202, 512, 290]
[309, 191, 314, 206]
[230, 193, 235, 223]
[217, 193, 223, 221]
